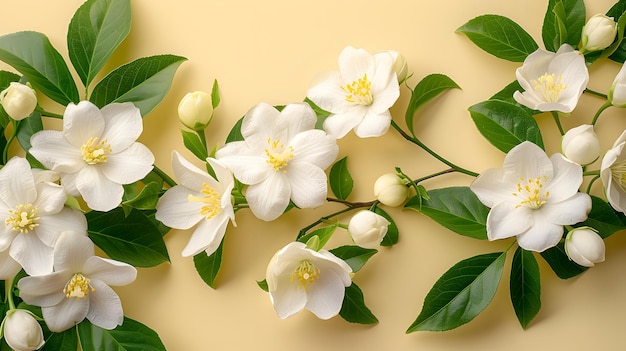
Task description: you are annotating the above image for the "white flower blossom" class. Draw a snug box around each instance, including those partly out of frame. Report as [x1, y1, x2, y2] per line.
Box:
[29, 101, 155, 212]
[601, 130, 626, 214]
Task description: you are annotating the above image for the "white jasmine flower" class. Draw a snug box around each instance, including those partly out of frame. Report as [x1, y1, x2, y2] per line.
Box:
[266, 241, 352, 320]
[470, 141, 591, 252]
[601, 130, 626, 213]
[18, 231, 137, 332]
[513, 44, 588, 113]
[29, 101, 155, 212]
[307, 46, 400, 139]
[0, 157, 86, 277]
[156, 151, 235, 257]
[2, 309, 45, 351]
[216, 102, 338, 221]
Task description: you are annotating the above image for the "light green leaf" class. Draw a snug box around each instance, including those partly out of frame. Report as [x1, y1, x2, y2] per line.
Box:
[457, 14, 539, 62]
[510, 247, 541, 329]
[193, 238, 224, 289]
[211, 79, 220, 109]
[330, 245, 377, 273]
[329, 156, 353, 200]
[225, 116, 244, 143]
[339, 283, 378, 325]
[0, 31, 79, 105]
[78, 317, 166, 351]
[90, 55, 186, 116]
[542, 0, 586, 51]
[374, 206, 399, 246]
[122, 181, 162, 210]
[406, 252, 506, 332]
[68, 0, 131, 87]
[181, 129, 209, 161]
[405, 74, 460, 136]
[297, 225, 338, 249]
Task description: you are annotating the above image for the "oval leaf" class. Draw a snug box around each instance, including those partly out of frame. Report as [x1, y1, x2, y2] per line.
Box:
[330, 245, 377, 273]
[374, 206, 399, 246]
[405, 74, 460, 136]
[468, 99, 544, 153]
[579, 195, 626, 239]
[68, 0, 131, 87]
[339, 283, 378, 325]
[42, 328, 78, 351]
[510, 247, 541, 329]
[542, 0, 586, 52]
[405, 186, 489, 240]
[297, 224, 338, 249]
[406, 252, 506, 332]
[457, 14, 539, 62]
[540, 242, 587, 279]
[0, 31, 79, 105]
[90, 54, 187, 116]
[78, 317, 166, 351]
[194, 238, 224, 289]
[329, 156, 353, 200]
[181, 129, 209, 161]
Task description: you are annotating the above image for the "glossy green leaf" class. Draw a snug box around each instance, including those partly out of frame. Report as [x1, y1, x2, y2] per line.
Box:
[90, 54, 186, 116]
[489, 81, 537, 115]
[297, 224, 338, 248]
[304, 97, 331, 130]
[329, 156, 353, 200]
[87, 208, 170, 267]
[68, 0, 131, 87]
[181, 129, 209, 161]
[374, 206, 399, 246]
[339, 283, 378, 325]
[225, 116, 244, 143]
[257, 279, 269, 292]
[0, 71, 20, 128]
[540, 242, 587, 279]
[194, 238, 224, 289]
[405, 74, 460, 136]
[510, 247, 541, 329]
[78, 317, 166, 351]
[15, 111, 43, 152]
[579, 195, 626, 239]
[596, 9, 626, 63]
[330, 245, 377, 273]
[542, 0, 586, 51]
[407, 252, 506, 332]
[122, 181, 162, 210]
[457, 15, 539, 62]
[42, 328, 78, 351]
[468, 99, 544, 153]
[0, 31, 79, 105]
[406, 186, 489, 240]
[210, 79, 220, 109]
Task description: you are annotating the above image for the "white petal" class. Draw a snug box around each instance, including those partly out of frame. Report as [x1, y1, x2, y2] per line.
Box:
[246, 173, 291, 221]
[36, 207, 87, 247]
[323, 107, 366, 139]
[338, 46, 375, 83]
[287, 163, 328, 209]
[100, 143, 154, 185]
[353, 109, 392, 138]
[30, 130, 84, 173]
[86, 279, 124, 329]
[515, 212, 564, 252]
[181, 214, 228, 257]
[10, 233, 54, 275]
[470, 168, 513, 208]
[290, 129, 338, 169]
[277, 103, 317, 138]
[33, 182, 67, 216]
[18, 271, 70, 307]
[305, 269, 348, 319]
[503, 141, 553, 180]
[0, 227, 17, 252]
[155, 186, 203, 229]
[544, 154, 583, 202]
[100, 102, 143, 151]
[486, 201, 532, 240]
[42, 295, 89, 332]
[542, 193, 591, 226]
[62, 101, 105, 147]
[75, 166, 123, 212]
[207, 157, 235, 192]
[216, 142, 270, 185]
[53, 231, 94, 272]
[306, 72, 351, 114]
[83, 256, 137, 286]
[269, 273, 307, 319]
[171, 151, 215, 191]
[240, 103, 284, 143]
[0, 157, 37, 206]
[0, 249, 21, 279]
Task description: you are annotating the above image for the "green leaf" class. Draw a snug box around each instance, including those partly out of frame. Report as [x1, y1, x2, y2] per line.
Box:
[330, 245, 377, 273]
[405, 74, 460, 136]
[489, 81, 537, 115]
[193, 238, 224, 289]
[468, 99, 544, 153]
[257, 279, 268, 292]
[15, 111, 43, 151]
[406, 186, 489, 240]
[68, 0, 131, 87]
[304, 97, 331, 130]
[297, 225, 338, 248]
[540, 241, 587, 279]
[78, 317, 166, 351]
[510, 247, 541, 329]
[329, 156, 353, 200]
[0, 71, 20, 128]
[406, 252, 506, 332]
[542, 0, 586, 51]
[90, 54, 186, 116]
[579, 195, 626, 239]
[210, 79, 220, 109]
[181, 129, 209, 161]
[374, 206, 399, 246]
[0, 31, 79, 105]
[339, 283, 378, 325]
[122, 181, 162, 210]
[225, 116, 244, 143]
[42, 328, 78, 351]
[608, 5, 626, 63]
[87, 208, 170, 267]
[457, 14, 539, 62]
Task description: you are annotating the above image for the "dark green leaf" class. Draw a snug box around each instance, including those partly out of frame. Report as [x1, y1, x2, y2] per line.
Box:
[78, 317, 166, 351]
[579, 195, 626, 239]
[297, 225, 338, 249]
[406, 187, 489, 240]
[225, 116, 244, 143]
[90, 55, 186, 116]
[330, 245, 377, 273]
[510, 247, 541, 329]
[15, 111, 43, 152]
[0, 31, 79, 105]
[609, 4, 626, 62]
[542, 0, 586, 51]
[405, 74, 460, 136]
[42, 328, 78, 351]
[489, 81, 538, 115]
[87, 208, 170, 267]
[407, 252, 506, 332]
[68, 0, 131, 87]
[374, 206, 399, 246]
[0, 70, 21, 128]
[468, 99, 544, 153]
[457, 15, 539, 62]
[257, 279, 268, 292]
[304, 97, 331, 130]
[594, 9, 626, 63]
[329, 156, 353, 200]
[540, 241, 587, 279]
[122, 181, 162, 210]
[193, 238, 224, 289]
[181, 129, 209, 161]
[339, 283, 378, 324]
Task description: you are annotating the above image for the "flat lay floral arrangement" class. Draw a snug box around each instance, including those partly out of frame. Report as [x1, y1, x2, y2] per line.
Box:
[1, 0, 626, 350]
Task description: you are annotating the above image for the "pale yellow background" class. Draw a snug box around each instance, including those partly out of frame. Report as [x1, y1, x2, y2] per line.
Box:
[2, 0, 626, 350]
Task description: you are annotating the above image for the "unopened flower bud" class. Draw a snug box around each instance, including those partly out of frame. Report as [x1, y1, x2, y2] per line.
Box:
[581, 14, 617, 53]
[565, 227, 605, 267]
[347, 210, 390, 248]
[3, 309, 45, 351]
[178, 91, 214, 130]
[561, 124, 601, 165]
[374, 173, 408, 207]
[387, 50, 408, 83]
[609, 64, 626, 107]
[0, 82, 37, 121]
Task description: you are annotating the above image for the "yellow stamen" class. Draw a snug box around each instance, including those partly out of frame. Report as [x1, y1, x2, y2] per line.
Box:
[63, 273, 94, 299]
[341, 73, 373, 105]
[290, 260, 320, 290]
[265, 138, 294, 172]
[188, 183, 223, 220]
[512, 176, 550, 209]
[5, 204, 39, 233]
[532, 73, 567, 102]
[611, 161, 626, 189]
[81, 137, 112, 164]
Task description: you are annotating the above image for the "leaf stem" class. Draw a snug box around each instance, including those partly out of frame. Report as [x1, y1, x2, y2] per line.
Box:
[586, 175, 600, 194]
[35, 107, 63, 119]
[583, 169, 600, 176]
[3, 120, 20, 164]
[297, 199, 377, 239]
[584, 88, 608, 99]
[152, 164, 177, 187]
[591, 101, 612, 126]
[413, 168, 456, 183]
[551, 111, 564, 135]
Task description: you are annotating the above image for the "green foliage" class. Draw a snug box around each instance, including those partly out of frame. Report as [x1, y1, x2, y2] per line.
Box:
[225, 116, 244, 143]
[579, 195, 626, 239]
[194, 239, 224, 289]
[405, 74, 460, 136]
[329, 156, 353, 200]
[542, 0, 586, 51]
[608, 3, 626, 62]
[181, 129, 209, 161]
[122, 181, 162, 210]
[42, 328, 78, 351]
[15, 111, 43, 151]
[297, 225, 338, 249]
[77, 318, 166, 351]
[339, 283, 378, 325]
[540, 242, 587, 279]
[330, 245, 377, 273]
[374, 206, 399, 246]
[510, 247, 541, 329]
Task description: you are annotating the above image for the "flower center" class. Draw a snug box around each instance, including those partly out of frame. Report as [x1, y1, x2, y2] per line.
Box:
[63, 273, 94, 299]
[265, 138, 294, 172]
[290, 260, 320, 290]
[611, 161, 626, 189]
[513, 176, 550, 210]
[81, 137, 112, 164]
[532, 73, 567, 102]
[342, 73, 373, 105]
[5, 204, 39, 233]
[187, 183, 223, 220]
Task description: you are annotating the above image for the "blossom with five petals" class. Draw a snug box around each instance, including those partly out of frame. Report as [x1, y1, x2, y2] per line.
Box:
[307, 46, 400, 139]
[513, 44, 588, 113]
[470, 141, 591, 252]
[266, 241, 352, 319]
[156, 151, 236, 257]
[216, 102, 338, 221]
[18, 231, 137, 332]
[29, 101, 155, 212]
[601, 130, 626, 214]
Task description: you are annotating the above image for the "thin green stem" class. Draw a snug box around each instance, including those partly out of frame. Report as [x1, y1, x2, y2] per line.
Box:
[296, 199, 377, 239]
[586, 175, 601, 194]
[35, 107, 63, 119]
[583, 169, 600, 176]
[3, 120, 20, 164]
[152, 164, 177, 187]
[584, 88, 608, 99]
[551, 111, 564, 135]
[6, 277, 16, 310]
[197, 129, 208, 154]
[591, 101, 613, 126]
[413, 168, 455, 183]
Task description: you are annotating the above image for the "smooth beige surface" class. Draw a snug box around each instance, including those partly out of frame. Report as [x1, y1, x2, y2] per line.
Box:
[3, 0, 626, 350]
